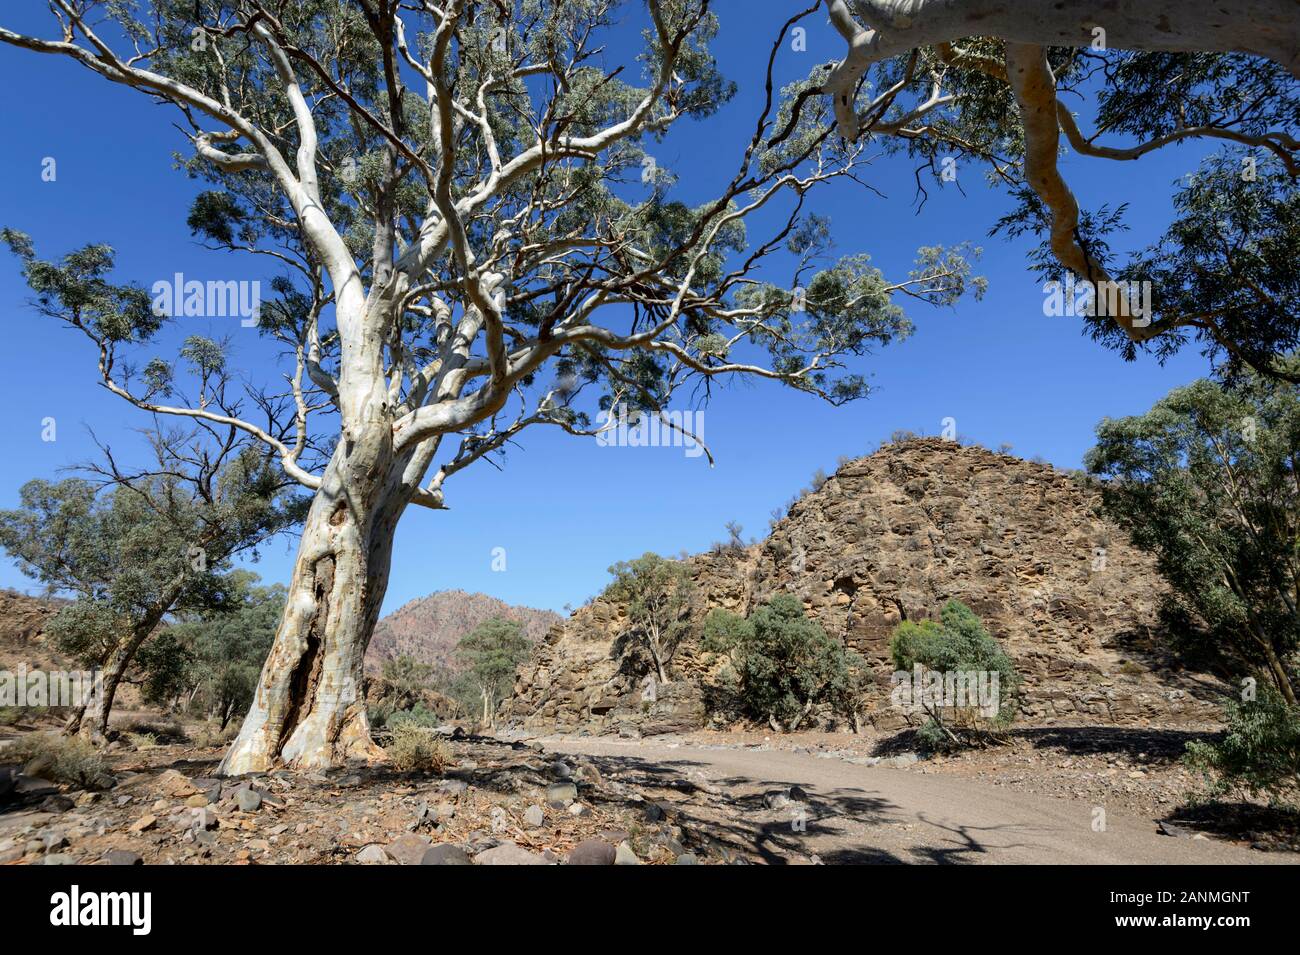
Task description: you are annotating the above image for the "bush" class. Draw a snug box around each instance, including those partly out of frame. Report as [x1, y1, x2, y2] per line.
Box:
[120, 718, 186, 743]
[1, 732, 114, 789]
[704, 595, 865, 731]
[890, 600, 1020, 751]
[385, 704, 441, 731]
[191, 720, 239, 748]
[1185, 687, 1300, 799]
[385, 722, 451, 773]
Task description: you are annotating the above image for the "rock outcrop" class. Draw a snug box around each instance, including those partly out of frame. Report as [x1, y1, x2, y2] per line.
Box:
[509, 439, 1225, 736]
[0, 589, 67, 650]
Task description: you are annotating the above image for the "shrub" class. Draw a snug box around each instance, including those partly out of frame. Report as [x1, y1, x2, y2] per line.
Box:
[704, 595, 865, 731]
[1185, 687, 1300, 800]
[1, 732, 114, 789]
[385, 722, 451, 773]
[191, 720, 239, 748]
[386, 704, 441, 730]
[889, 600, 1020, 751]
[120, 718, 186, 743]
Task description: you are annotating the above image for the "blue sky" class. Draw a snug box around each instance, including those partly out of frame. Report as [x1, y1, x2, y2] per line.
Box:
[0, 4, 1216, 615]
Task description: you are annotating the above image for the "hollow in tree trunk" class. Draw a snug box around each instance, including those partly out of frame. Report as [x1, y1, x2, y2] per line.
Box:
[220, 444, 412, 775]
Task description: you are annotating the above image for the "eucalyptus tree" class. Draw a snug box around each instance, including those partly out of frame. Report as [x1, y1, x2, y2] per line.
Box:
[1086, 366, 1300, 706]
[818, 1, 1299, 378]
[605, 552, 695, 685]
[455, 616, 530, 726]
[0, 2, 982, 773]
[144, 574, 287, 731]
[0, 428, 301, 741]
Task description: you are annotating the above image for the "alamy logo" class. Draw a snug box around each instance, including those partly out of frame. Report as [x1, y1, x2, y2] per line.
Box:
[151, 272, 261, 326]
[890, 665, 1001, 718]
[50, 885, 152, 936]
[595, 403, 706, 458]
[1042, 275, 1151, 327]
[0, 666, 100, 707]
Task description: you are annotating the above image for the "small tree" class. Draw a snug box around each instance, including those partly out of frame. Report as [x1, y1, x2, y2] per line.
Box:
[1085, 367, 1300, 704]
[605, 553, 695, 685]
[703, 595, 864, 732]
[455, 617, 530, 727]
[890, 600, 1019, 750]
[146, 575, 285, 730]
[0, 429, 301, 741]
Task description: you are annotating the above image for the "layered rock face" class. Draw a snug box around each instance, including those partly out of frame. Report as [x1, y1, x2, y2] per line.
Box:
[0, 589, 66, 645]
[508, 439, 1225, 736]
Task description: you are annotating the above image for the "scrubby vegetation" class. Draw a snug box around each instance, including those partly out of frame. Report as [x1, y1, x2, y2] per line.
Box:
[368, 655, 451, 731]
[1, 732, 113, 790]
[890, 600, 1020, 752]
[384, 722, 452, 774]
[1186, 687, 1300, 800]
[703, 595, 865, 732]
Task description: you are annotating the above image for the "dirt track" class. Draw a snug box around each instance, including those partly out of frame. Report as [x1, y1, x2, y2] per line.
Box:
[541, 736, 1298, 865]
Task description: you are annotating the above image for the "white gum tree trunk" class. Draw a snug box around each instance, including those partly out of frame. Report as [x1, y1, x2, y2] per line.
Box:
[220, 453, 409, 774]
[221, 317, 423, 775]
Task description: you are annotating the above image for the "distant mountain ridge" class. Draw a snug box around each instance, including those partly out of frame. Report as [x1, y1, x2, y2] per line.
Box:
[365, 589, 562, 675]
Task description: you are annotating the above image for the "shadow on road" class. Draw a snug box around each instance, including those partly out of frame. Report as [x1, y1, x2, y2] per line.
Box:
[565, 749, 1050, 864]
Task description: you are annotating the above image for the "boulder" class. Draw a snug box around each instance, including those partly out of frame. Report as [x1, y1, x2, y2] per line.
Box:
[421, 843, 472, 865]
[474, 841, 549, 865]
[567, 839, 616, 866]
[385, 833, 431, 865]
[356, 844, 389, 865]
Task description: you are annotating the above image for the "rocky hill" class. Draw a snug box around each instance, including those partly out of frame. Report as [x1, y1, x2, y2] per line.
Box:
[0, 589, 73, 675]
[366, 590, 561, 676]
[508, 439, 1227, 737]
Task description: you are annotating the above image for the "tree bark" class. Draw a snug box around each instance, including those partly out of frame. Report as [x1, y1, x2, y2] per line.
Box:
[647, 629, 670, 685]
[63, 615, 164, 743]
[220, 435, 415, 774]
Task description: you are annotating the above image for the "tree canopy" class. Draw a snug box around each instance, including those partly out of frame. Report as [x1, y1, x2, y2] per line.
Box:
[818, 2, 1299, 378]
[454, 616, 530, 725]
[1086, 365, 1300, 705]
[0, 426, 302, 738]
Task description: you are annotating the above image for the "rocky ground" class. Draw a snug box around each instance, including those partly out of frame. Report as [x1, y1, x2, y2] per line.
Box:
[542, 730, 1300, 863]
[554, 723, 1300, 854]
[4, 719, 1297, 864]
[0, 728, 722, 866]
